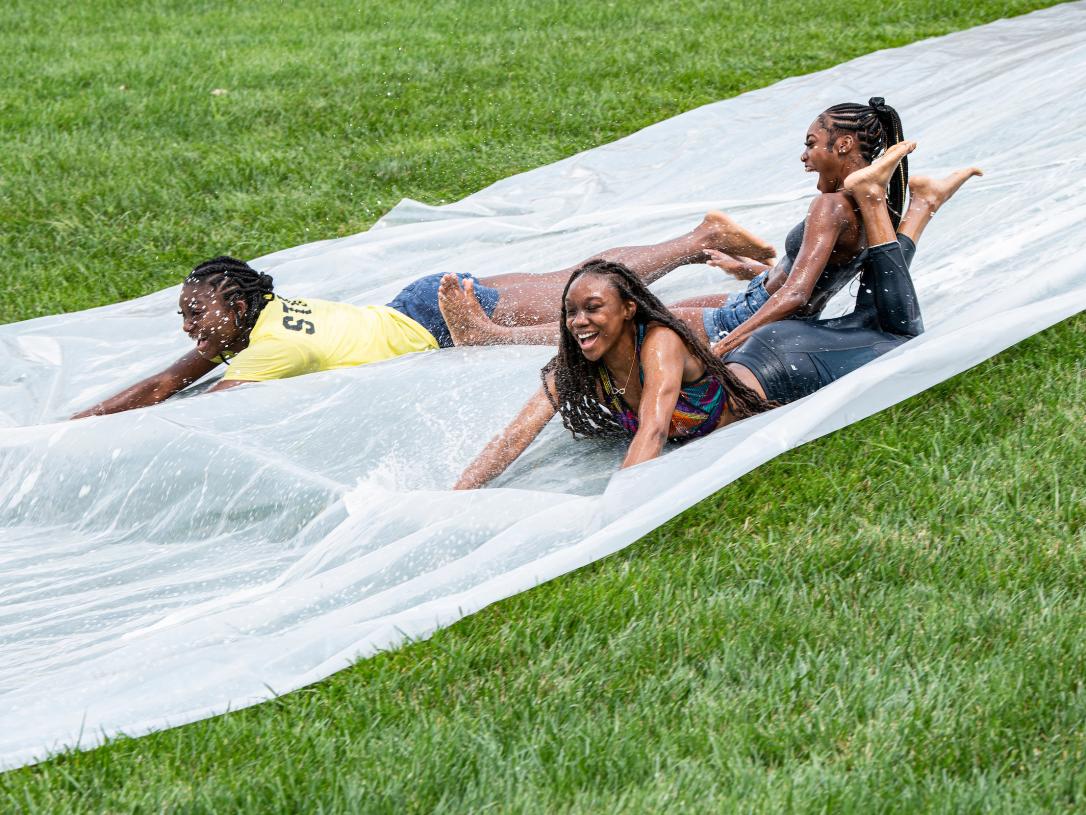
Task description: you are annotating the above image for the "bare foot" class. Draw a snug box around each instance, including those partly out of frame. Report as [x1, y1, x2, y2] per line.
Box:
[705, 249, 773, 281]
[698, 211, 777, 263]
[842, 140, 918, 200]
[437, 274, 511, 346]
[908, 167, 983, 213]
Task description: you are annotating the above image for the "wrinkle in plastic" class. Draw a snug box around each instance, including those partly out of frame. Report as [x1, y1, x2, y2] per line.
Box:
[3, 3, 1086, 770]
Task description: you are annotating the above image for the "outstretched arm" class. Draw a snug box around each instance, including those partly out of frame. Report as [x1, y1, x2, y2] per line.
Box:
[620, 326, 687, 469]
[454, 380, 558, 489]
[710, 195, 848, 356]
[70, 350, 220, 419]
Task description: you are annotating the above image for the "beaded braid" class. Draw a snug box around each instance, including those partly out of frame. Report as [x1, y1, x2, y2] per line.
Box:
[184, 255, 275, 333]
[542, 259, 774, 439]
[819, 97, 908, 229]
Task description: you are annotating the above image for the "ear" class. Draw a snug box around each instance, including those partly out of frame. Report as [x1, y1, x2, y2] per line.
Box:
[623, 299, 637, 321]
[836, 134, 854, 155]
[235, 299, 249, 319]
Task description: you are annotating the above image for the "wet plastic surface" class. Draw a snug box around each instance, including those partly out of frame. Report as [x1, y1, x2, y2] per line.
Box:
[2, 2, 1085, 770]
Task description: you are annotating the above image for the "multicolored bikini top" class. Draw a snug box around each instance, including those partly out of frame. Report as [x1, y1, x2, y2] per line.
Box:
[598, 322, 728, 442]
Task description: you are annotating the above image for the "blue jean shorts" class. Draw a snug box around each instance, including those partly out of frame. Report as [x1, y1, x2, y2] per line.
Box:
[387, 273, 501, 348]
[702, 271, 771, 341]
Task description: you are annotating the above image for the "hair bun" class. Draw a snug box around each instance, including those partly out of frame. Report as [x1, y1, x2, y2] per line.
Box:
[258, 273, 274, 291]
[868, 96, 889, 113]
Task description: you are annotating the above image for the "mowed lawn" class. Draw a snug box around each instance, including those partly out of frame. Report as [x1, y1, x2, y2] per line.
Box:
[2, 0, 1084, 811]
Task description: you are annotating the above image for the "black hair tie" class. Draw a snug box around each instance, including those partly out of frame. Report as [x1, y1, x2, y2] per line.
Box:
[868, 96, 890, 115]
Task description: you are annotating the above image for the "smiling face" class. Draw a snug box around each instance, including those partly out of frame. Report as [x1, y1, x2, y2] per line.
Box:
[563, 272, 637, 362]
[178, 281, 249, 359]
[801, 116, 854, 193]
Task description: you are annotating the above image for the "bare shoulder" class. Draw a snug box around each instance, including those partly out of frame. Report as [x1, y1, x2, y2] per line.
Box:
[540, 368, 560, 406]
[642, 322, 691, 367]
[541, 367, 557, 393]
[642, 321, 683, 346]
[808, 191, 852, 218]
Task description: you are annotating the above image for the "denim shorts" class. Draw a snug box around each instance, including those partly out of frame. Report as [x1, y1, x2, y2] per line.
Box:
[701, 270, 771, 341]
[387, 273, 501, 348]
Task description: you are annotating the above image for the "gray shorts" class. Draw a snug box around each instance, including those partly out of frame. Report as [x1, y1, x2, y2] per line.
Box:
[701, 271, 771, 341]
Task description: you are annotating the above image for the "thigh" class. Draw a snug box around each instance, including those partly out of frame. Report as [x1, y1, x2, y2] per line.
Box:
[725, 322, 905, 403]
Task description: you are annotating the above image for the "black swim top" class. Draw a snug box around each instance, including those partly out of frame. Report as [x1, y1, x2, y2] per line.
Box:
[775, 220, 867, 318]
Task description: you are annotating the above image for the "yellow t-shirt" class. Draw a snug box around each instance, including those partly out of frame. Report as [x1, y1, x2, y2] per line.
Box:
[221, 296, 438, 382]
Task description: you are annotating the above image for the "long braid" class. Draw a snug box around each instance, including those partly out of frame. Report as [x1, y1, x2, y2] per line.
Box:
[185, 255, 275, 331]
[542, 259, 774, 439]
[820, 97, 908, 229]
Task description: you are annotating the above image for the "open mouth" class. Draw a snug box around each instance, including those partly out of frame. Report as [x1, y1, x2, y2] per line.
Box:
[576, 331, 600, 351]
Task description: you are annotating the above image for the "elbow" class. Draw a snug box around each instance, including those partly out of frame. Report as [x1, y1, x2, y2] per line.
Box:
[640, 421, 671, 449]
[773, 289, 809, 315]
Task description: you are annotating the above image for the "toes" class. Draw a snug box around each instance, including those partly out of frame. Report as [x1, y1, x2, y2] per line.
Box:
[884, 140, 917, 164]
[438, 274, 469, 303]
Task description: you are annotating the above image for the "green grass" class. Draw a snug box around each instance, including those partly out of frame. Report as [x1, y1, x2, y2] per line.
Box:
[1, 0, 1082, 811]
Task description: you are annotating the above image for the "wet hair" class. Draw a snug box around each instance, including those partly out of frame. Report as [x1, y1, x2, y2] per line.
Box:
[542, 259, 774, 439]
[819, 96, 908, 229]
[184, 255, 275, 332]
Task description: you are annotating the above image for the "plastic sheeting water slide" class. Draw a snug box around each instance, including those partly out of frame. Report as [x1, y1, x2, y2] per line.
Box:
[3, 3, 1085, 771]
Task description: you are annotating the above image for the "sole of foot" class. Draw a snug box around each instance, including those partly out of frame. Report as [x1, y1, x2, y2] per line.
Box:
[843, 140, 918, 197]
[702, 211, 776, 263]
[908, 167, 984, 212]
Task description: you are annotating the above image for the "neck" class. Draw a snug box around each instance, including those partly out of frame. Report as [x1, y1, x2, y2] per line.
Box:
[223, 325, 254, 356]
[601, 322, 637, 375]
[820, 155, 868, 193]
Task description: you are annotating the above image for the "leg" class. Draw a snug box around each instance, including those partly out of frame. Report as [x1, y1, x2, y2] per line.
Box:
[485, 210, 775, 325]
[435, 288, 717, 347]
[844, 140, 917, 245]
[840, 233, 916, 329]
[437, 275, 561, 346]
[844, 141, 924, 337]
[669, 293, 732, 308]
[898, 167, 983, 245]
[440, 211, 776, 345]
[832, 164, 979, 327]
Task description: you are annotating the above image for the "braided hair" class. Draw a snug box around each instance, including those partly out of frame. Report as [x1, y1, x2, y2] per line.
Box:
[184, 255, 275, 332]
[542, 259, 774, 439]
[819, 97, 908, 229]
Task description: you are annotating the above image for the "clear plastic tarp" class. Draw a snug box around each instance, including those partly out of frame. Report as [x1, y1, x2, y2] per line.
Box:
[3, 2, 1085, 770]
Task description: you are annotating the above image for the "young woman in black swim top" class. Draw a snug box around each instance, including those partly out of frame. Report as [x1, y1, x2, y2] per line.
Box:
[436, 98, 974, 351]
[690, 97, 910, 353]
[454, 142, 973, 488]
[71, 212, 774, 418]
